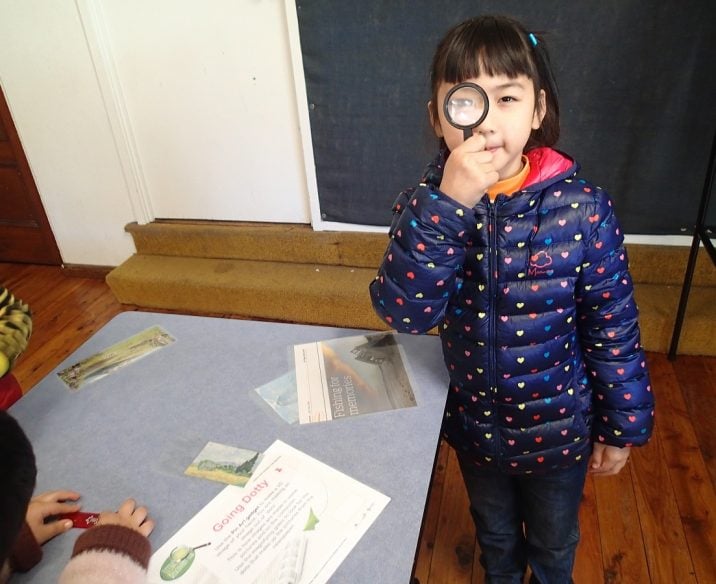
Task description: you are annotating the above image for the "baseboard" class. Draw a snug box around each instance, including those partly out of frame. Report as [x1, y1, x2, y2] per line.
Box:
[62, 264, 115, 279]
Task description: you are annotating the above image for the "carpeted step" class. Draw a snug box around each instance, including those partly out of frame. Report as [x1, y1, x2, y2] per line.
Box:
[125, 221, 716, 286]
[106, 254, 388, 331]
[107, 254, 714, 355]
[632, 283, 715, 355]
[125, 221, 387, 268]
[107, 222, 716, 356]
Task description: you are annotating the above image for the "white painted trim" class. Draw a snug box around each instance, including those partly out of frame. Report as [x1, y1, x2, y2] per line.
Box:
[313, 220, 389, 233]
[285, 0, 323, 229]
[310, 225, 694, 245]
[623, 234, 692, 246]
[74, 0, 154, 224]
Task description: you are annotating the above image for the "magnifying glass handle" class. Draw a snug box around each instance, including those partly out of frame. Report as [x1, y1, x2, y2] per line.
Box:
[462, 128, 472, 141]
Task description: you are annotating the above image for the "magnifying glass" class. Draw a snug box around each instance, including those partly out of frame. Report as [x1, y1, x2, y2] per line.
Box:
[443, 82, 489, 141]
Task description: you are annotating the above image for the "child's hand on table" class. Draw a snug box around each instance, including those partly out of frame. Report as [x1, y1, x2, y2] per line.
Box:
[25, 490, 81, 544]
[97, 498, 155, 537]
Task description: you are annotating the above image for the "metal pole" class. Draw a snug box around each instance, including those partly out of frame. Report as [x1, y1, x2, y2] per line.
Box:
[668, 130, 716, 359]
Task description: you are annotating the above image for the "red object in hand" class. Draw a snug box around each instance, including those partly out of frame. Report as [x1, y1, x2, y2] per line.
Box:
[56, 511, 101, 529]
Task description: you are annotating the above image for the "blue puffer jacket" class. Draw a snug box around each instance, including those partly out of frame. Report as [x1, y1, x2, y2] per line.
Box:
[369, 147, 654, 474]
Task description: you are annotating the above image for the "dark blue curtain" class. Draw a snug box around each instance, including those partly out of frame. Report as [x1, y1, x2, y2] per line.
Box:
[295, 1, 716, 234]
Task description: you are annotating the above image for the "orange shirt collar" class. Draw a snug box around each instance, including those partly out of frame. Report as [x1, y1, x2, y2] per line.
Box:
[487, 155, 530, 200]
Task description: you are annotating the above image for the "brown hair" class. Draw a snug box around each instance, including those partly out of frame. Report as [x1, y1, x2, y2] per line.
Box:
[429, 15, 560, 150]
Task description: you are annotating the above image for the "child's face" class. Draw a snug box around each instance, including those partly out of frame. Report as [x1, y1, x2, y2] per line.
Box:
[431, 73, 545, 180]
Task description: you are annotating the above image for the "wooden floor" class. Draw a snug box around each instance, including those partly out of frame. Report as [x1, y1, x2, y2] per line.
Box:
[2, 262, 715, 583]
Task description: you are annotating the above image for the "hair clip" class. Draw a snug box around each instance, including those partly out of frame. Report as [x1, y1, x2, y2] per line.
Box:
[528, 33, 538, 47]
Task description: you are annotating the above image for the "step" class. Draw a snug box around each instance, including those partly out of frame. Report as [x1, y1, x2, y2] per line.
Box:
[125, 221, 387, 268]
[632, 283, 715, 355]
[108, 222, 716, 355]
[106, 254, 715, 355]
[106, 254, 387, 331]
[124, 221, 716, 287]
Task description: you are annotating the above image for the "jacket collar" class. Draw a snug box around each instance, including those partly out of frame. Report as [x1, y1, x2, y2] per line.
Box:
[522, 147, 578, 191]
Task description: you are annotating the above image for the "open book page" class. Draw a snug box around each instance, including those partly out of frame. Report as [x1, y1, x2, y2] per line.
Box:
[147, 440, 390, 583]
[294, 332, 417, 424]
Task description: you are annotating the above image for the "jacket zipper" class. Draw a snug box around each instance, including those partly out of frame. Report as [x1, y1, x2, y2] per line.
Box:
[487, 200, 500, 468]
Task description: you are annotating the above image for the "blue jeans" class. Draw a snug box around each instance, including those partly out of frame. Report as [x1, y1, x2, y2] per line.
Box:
[457, 455, 589, 584]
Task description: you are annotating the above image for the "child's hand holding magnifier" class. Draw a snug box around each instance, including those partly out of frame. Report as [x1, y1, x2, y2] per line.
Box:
[438, 82, 500, 207]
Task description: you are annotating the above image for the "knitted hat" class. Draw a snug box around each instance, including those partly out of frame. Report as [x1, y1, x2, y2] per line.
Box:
[0, 410, 36, 565]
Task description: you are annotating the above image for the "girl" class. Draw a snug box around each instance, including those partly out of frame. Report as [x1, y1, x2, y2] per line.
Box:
[369, 15, 654, 584]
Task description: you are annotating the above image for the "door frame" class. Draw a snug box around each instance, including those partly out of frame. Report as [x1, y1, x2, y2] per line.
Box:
[0, 84, 62, 265]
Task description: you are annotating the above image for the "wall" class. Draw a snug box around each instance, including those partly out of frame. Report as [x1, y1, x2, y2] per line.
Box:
[0, 0, 311, 266]
[0, 0, 136, 265]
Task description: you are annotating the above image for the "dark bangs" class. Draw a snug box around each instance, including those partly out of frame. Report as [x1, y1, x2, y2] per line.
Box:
[432, 16, 537, 88]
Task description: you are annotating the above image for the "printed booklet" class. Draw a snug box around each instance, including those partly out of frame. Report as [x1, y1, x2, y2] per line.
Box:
[147, 440, 390, 583]
[293, 331, 416, 424]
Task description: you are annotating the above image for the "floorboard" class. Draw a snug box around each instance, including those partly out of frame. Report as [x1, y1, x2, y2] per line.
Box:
[632, 428, 696, 583]
[413, 440, 449, 582]
[648, 355, 716, 583]
[674, 356, 716, 487]
[595, 465, 650, 584]
[429, 446, 476, 583]
[575, 476, 604, 584]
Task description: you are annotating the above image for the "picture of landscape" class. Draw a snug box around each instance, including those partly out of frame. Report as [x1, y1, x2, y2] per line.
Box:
[184, 441, 261, 487]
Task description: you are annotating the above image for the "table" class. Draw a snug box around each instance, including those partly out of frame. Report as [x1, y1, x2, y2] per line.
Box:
[9, 312, 449, 583]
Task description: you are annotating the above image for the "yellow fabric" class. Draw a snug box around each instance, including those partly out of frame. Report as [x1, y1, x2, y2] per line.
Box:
[487, 155, 530, 200]
[0, 287, 32, 374]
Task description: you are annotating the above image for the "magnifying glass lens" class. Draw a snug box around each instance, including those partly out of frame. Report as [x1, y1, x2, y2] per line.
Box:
[446, 86, 487, 127]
